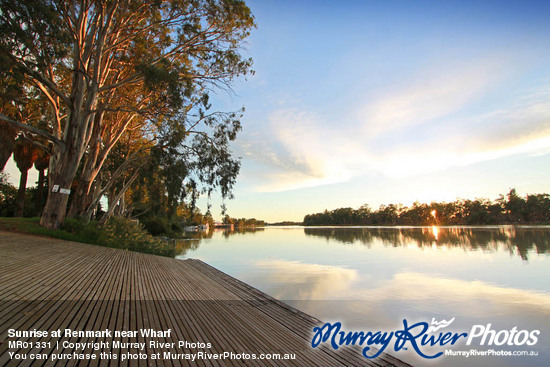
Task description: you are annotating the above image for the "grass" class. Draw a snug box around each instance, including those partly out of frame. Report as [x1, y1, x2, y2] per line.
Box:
[0, 216, 176, 257]
[0, 217, 83, 241]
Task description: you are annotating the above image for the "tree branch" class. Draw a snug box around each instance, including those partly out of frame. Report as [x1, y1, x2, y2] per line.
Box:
[0, 113, 65, 152]
[18, 63, 71, 106]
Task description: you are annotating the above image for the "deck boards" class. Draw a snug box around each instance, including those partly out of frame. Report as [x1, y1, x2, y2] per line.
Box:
[0, 231, 411, 367]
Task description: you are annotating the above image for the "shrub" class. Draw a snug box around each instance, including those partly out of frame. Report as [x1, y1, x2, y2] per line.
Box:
[170, 221, 182, 233]
[0, 216, 176, 258]
[141, 217, 171, 236]
[0, 175, 17, 217]
[61, 218, 102, 243]
[61, 217, 87, 233]
[98, 217, 176, 257]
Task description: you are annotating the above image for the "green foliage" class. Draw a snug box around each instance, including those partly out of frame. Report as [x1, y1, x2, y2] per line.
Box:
[0, 174, 39, 217]
[170, 221, 183, 233]
[141, 217, 173, 236]
[60, 217, 102, 241]
[0, 217, 96, 242]
[1, 0, 256, 228]
[98, 217, 175, 257]
[223, 215, 265, 227]
[304, 189, 550, 226]
[0, 173, 17, 217]
[0, 216, 175, 257]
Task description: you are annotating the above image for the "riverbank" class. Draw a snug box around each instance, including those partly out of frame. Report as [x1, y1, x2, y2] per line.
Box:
[0, 217, 175, 257]
[0, 231, 410, 366]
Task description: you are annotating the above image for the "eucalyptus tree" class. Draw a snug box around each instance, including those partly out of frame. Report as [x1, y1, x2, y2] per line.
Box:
[108, 102, 242, 225]
[0, 0, 254, 228]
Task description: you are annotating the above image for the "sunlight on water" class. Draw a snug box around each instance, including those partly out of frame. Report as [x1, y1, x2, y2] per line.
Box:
[176, 226, 550, 367]
[431, 225, 439, 240]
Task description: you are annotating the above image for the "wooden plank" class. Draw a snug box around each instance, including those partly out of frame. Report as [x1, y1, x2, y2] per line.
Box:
[16, 245, 119, 367]
[0, 242, 112, 367]
[185, 259, 406, 367]
[0, 231, 412, 367]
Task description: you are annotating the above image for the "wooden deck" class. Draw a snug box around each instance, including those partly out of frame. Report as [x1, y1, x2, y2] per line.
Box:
[0, 231, 411, 366]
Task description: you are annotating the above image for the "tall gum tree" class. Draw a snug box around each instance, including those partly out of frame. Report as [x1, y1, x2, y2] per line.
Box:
[0, 0, 255, 228]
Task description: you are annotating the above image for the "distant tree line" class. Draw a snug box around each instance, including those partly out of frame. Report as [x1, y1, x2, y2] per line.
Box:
[222, 215, 265, 227]
[303, 189, 550, 226]
[268, 221, 302, 226]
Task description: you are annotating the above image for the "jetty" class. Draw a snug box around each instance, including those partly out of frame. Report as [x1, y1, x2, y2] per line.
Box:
[0, 231, 411, 366]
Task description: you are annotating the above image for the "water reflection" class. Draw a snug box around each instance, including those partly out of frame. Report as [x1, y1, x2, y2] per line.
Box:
[304, 226, 550, 260]
[176, 227, 266, 256]
[219, 227, 266, 237]
[178, 226, 550, 367]
[285, 269, 550, 367]
[244, 259, 550, 313]
[253, 260, 358, 300]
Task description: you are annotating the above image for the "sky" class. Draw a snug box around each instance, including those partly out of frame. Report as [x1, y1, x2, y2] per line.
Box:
[5, 0, 550, 222]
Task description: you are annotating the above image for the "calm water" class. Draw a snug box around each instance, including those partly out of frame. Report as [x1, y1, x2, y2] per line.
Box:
[176, 226, 550, 367]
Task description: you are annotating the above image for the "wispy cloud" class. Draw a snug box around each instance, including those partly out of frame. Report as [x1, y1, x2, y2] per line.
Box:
[379, 88, 550, 177]
[358, 59, 505, 136]
[240, 108, 356, 192]
[254, 259, 358, 300]
[239, 60, 550, 192]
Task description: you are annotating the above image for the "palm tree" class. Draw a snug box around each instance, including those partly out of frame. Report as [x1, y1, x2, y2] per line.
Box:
[0, 121, 17, 170]
[34, 148, 50, 214]
[13, 139, 39, 217]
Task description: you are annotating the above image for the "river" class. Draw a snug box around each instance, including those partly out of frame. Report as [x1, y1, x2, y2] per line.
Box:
[176, 226, 550, 366]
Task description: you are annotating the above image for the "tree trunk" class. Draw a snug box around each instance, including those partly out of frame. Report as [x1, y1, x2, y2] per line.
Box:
[100, 170, 140, 223]
[80, 151, 142, 221]
[40, 167, 75, 228]
[114, 195, 126, 217]
[40, 133, 88, 229]
[35, 169, 46, 214]
[15, 169, 29, 217]
[67, 112, 103, 218]
[83, 179, 103, 221]
[40, 55, 99, 229]
[67, 179, 93, 218]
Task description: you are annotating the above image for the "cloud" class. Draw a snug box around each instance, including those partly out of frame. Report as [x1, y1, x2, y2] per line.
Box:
[254, 259, 358, 300]
[239, 59, 550, 191]
[358, 60, 504, 136]
[267, 109, 326, 178]
[240, 108, 357, 192]
[465, 91, 550, 153]
[375, 88, 550, 177]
